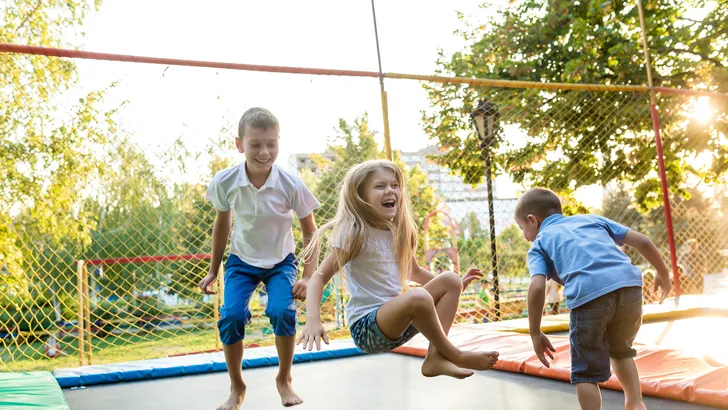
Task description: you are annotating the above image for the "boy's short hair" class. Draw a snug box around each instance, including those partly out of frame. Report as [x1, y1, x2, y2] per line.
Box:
[238, 107, 279, 138]
[515, 187, 563, 221]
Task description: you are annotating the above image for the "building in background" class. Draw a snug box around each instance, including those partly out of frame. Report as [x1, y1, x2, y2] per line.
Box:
[289, 145, 517, 236]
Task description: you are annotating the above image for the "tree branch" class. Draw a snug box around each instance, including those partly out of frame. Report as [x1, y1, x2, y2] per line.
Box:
[658, 47, 725, 68]
[15, 0, 43, 34]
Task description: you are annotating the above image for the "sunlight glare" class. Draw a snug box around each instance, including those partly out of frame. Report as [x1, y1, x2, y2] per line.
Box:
[691, 96, 713, 124]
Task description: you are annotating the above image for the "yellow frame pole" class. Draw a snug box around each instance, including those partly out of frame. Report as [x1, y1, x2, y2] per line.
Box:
[213, 266, 221, 350]
[83, 265, 92, 365]
[76, 260, 85, 366]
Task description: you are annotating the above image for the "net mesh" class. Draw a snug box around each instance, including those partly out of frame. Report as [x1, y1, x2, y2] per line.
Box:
[2, 50, 727, 371]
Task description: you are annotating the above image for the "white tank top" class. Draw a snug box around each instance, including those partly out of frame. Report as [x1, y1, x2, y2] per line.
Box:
[341, 229, 403, 325]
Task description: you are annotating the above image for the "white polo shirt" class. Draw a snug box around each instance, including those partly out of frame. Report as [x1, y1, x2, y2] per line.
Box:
[205, 161, 320, 269]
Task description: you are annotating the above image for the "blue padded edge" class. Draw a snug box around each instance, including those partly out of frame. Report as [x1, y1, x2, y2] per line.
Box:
[54, 339, 363, 388]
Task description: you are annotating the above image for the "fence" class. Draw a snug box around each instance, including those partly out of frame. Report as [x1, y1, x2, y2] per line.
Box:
[1, 42, 727, 372]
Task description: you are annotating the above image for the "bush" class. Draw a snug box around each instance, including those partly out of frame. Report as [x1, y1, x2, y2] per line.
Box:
[0, 307, 55, 332]
[59, 293, 80, 321]
[130, 296, 172, 318]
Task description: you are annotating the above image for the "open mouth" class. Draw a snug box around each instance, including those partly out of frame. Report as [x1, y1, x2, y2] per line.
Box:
[382, 199, 396, 209]
[255, 159, 271, 165]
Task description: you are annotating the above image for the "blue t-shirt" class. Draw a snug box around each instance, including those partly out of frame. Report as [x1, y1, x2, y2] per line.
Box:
[527, 214, 643, 309]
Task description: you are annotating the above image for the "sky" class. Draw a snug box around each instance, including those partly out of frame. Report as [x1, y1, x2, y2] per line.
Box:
[66, 0, 716, 207]
[74, 0, 489, 155]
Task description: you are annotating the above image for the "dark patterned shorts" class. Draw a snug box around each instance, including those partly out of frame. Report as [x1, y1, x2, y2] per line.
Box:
[350, 308, 419, 354]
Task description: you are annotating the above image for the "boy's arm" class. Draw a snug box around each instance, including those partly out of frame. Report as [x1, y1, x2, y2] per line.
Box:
[200, 209, 232, 294]
[528, 274, 555, 367]
[622, 229, 672, 302]
[528, 275, 547, 335]
[292, 214, 318, 300]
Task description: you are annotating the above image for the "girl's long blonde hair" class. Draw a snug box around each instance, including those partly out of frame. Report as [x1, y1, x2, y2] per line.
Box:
[302, 159, 418, 286]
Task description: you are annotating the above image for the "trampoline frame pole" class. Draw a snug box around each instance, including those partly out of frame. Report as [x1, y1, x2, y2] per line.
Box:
[637, 0, 681, 302]
[214, 266, 222, 350]
[370, 0, 393, 161]
[77, 260, 86, 366]
[83, 264, 93, 365]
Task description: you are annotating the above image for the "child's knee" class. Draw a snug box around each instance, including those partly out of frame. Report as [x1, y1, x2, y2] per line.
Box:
[408, 288, 435, 312]
[265, 303, 296, 336]
[218, 305, 251, 345]
[439, 271, 463, 292]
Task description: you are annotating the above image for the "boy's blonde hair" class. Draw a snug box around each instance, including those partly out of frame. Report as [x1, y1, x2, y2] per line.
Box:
[303, 160, 418, 286]
[514, 187, 563, 221]
[238, 107, 279, 138]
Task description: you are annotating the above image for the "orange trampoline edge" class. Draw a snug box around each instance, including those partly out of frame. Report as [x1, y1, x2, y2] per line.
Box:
[392, 337, 728, 409]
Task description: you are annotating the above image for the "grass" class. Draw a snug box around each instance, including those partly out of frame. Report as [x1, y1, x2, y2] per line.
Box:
[1, 293, 520, 372]
[1, 317, 351, 372]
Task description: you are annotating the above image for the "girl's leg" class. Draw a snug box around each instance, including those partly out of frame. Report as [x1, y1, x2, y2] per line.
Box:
[375, 278, 497, 372]
[420, 272, 498, 377]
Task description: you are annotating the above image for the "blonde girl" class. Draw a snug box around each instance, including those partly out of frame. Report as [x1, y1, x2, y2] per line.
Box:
[297, 160, 499, 378]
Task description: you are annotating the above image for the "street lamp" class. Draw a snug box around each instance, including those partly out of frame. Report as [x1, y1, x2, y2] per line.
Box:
[471, 99, 501, 321]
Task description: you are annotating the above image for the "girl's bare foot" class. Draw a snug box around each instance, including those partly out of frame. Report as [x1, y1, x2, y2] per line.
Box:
[421, 351, 474, 379]
[217, 383, 246, 410]
[276, 377, 303, 407]
[453, 350, 499, 371]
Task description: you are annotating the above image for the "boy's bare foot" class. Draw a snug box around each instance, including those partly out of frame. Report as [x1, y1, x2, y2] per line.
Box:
[626, 401, 647, 410]
[217, 384, 246, 410]
[276, 377, 303, 407]
[453, 350, 499, 371]
[421, 351, 473, 379]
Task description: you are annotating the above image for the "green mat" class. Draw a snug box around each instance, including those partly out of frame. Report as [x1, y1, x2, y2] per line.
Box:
[0, 371, 69, 410]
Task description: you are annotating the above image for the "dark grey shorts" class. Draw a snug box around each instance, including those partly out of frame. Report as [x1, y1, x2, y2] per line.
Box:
[569, 286, 643, 384]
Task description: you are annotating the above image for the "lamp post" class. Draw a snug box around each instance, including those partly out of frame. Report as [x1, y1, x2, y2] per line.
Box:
[471, 100, 501, 321]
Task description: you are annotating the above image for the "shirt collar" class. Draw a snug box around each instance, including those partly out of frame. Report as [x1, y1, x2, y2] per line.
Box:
[540, 213, 564, 229]
[237, 161, 279, 190]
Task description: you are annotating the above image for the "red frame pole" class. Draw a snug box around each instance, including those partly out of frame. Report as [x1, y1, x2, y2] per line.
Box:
[649, 105, 682, 298]
[638, 1, 681, 301]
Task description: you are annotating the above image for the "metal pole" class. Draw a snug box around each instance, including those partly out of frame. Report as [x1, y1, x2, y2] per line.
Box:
[83, 264, 92, 364]
[76, 260, 85, 366]
[482, 124, 501, 321]
[370, 0, 393, 161]
[214, 265, 224, 350]
[637, 0, 681, 304]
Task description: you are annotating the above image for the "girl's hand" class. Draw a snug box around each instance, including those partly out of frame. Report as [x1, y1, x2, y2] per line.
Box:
[296, 321, 329, 351]
[462, 268, 484, 289]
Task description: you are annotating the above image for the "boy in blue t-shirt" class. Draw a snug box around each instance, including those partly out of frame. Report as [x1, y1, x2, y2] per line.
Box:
[515, 188, 671, 410]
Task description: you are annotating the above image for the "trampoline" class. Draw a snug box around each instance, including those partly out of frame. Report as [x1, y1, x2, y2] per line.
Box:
[4, 295, 727, 409]
[63, 354, 720, 410]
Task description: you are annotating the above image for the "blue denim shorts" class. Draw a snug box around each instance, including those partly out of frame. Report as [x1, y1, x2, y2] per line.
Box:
[350, 308, 420, 354]
[217, 253, 298, 345]
[569, 286, 643, 384]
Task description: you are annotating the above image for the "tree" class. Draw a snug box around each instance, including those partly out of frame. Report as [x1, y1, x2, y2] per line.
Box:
[306, 114, 446, 264]
[601, 184, 727, 275]
[460, 211, 484, 240]
[1, 0, 112, 296]
[457, 224, 531, 280]
[423, 0, 728, 211]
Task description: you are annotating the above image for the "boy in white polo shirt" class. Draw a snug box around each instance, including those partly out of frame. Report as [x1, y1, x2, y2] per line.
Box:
[199, 107, 320, 410]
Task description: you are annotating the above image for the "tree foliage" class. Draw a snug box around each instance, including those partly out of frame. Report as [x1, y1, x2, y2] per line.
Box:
[307, 114, 447, 263]
[424, 0, 728, 211]
[1, 0, 111, 293]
